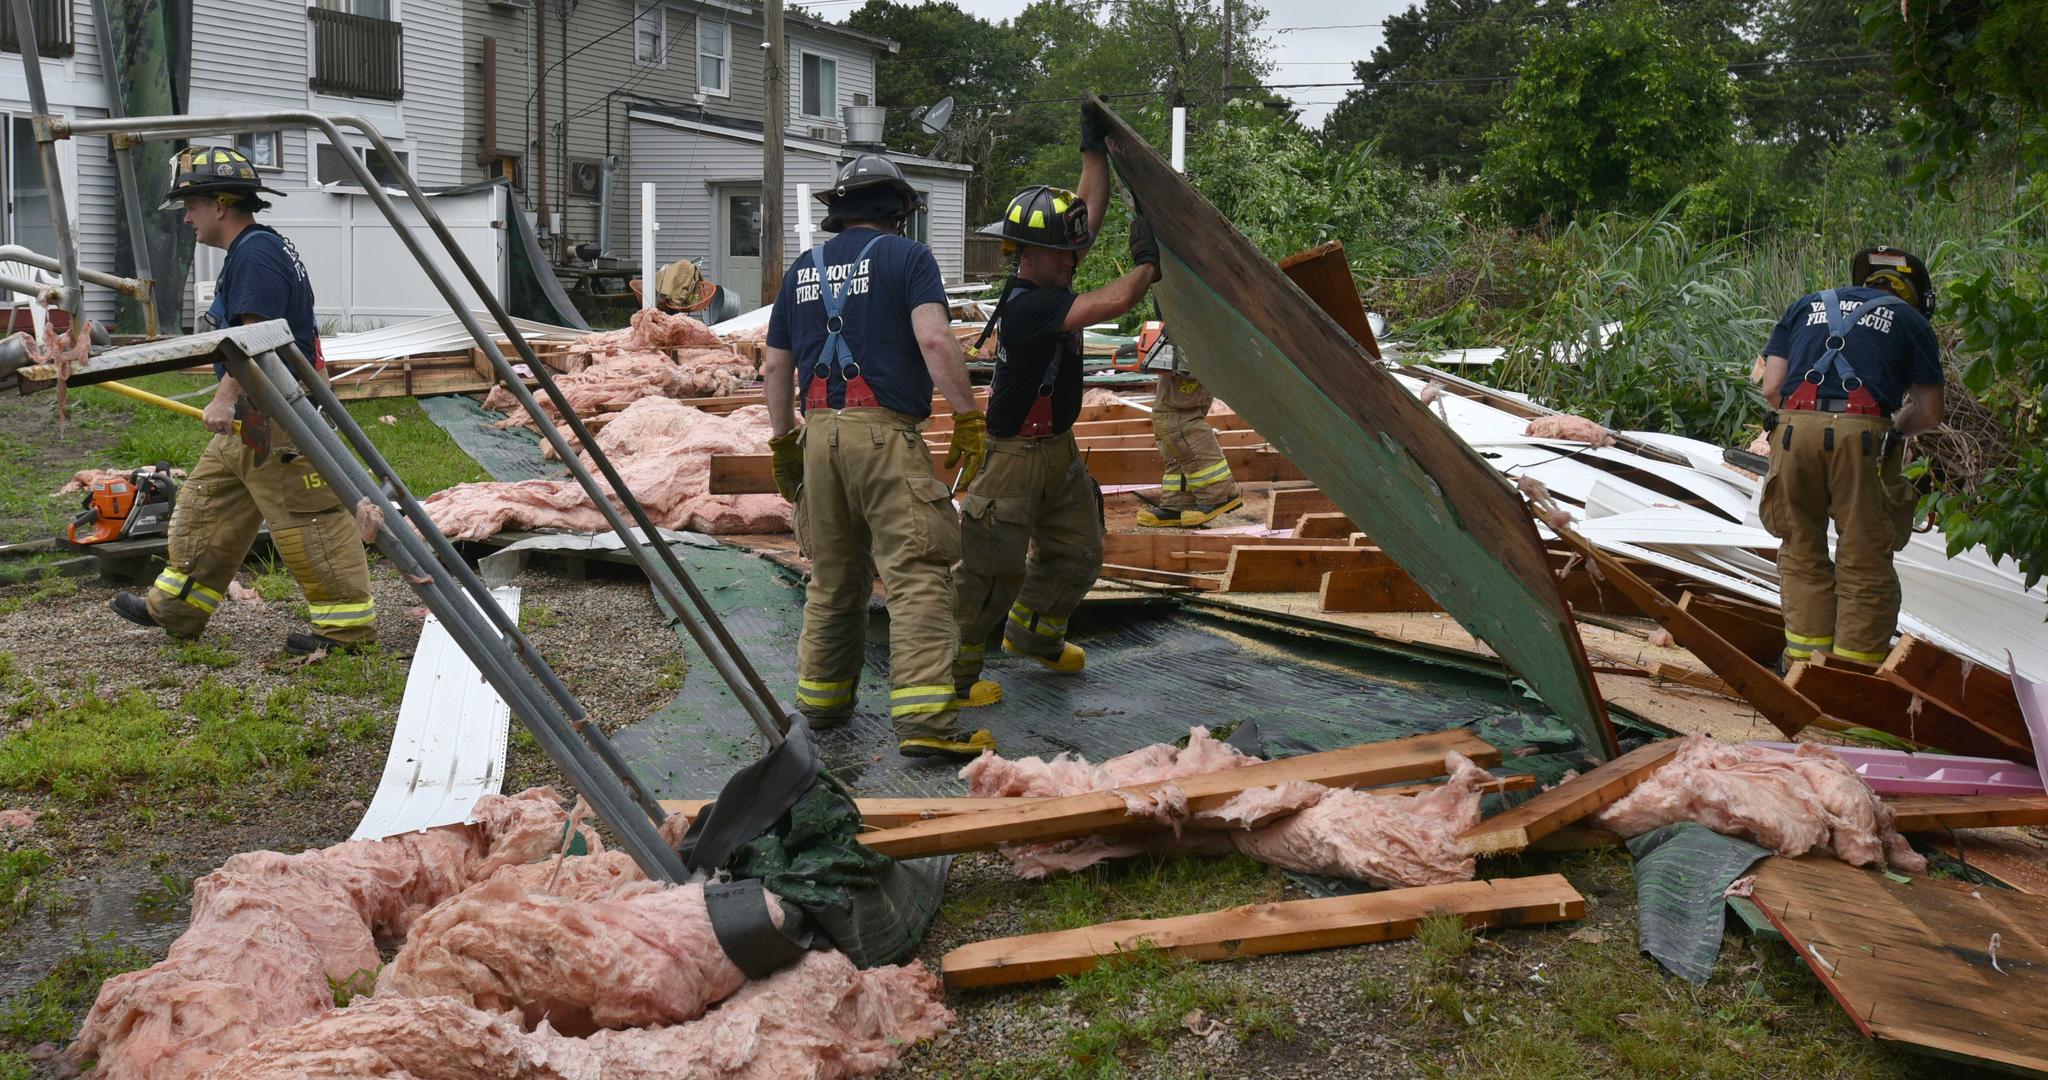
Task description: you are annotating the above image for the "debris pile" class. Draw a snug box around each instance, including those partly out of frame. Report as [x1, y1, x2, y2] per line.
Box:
[1593, 735, 1926, 871]
[486, 308, 756, 426]
[424, 399, 791, 539]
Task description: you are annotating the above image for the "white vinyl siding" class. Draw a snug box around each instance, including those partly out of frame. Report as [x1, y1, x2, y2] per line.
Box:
[697, 18, 728, 96]
[787, 31, 873, 137]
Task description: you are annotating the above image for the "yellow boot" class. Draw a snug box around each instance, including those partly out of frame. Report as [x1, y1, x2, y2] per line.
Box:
[898, 728, 998, 761]
[1137, 496, 1244, 528]
[1020, 641, 1086, 673]
[957, 679, 1004, 707]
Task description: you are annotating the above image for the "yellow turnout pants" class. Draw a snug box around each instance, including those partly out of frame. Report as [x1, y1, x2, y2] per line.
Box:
[1153, 372, 1237, 509]
[148, 429, 376, 643]
[952, 431, 1104, 690]
[792, 408, 966, 740]
[1758, 409, 1919, 664]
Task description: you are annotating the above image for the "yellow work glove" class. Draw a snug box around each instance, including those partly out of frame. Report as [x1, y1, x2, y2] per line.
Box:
[769, 428, 804, 502]
[946, 409, 990, 491]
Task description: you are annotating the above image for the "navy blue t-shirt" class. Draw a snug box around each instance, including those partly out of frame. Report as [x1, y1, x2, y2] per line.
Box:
[766, 227, 948, 416]
[1764, 286, 1941, 414]
[208, 224, 321, 370]
[985, 278, 1083, 438]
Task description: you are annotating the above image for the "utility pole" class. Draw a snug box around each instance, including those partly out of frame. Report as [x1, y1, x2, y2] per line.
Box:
[1219, 0, 1231, 113]
[535, 0, 551, 258]
[761, 0, 786, 306]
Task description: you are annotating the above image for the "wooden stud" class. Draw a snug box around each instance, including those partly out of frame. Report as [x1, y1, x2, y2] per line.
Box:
[1319, 567, 1443, 613]
[1886, 794, 2048, 833]
[1787, 661, 2029, 763]
[1266, 487, 1338, 529]
[1292, 511, 1357, 539]
[1221, 545, 1398, 593]
[940, 875, 1584, 989]
[1549, 528, 1833, 739]
[1677, 590, 1784, 666]
[1276, 240, 1382, 358]
[1879, 635, 2030, 751]
[1455, 739, 1683, 856]
[856, 729, 1500, 860]
[707, 445, 1304, 494]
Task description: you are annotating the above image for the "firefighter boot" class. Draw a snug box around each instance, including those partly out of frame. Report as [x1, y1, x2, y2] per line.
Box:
[1137, 495, 1244, 528]
[898, 727, 998, 761]
[957, 679, 1004, 707]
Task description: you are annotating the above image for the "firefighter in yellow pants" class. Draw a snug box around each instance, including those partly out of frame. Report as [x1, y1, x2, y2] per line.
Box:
[952, 107, 1163, 707]
[1139, 367, 1241, 528]
[1757, 247, 1944, 669]
[111, 147, 375, 654]
[762, 154, 994, 760]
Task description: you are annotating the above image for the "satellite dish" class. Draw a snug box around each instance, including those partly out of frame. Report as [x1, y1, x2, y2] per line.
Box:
[920, 96, 955, 136]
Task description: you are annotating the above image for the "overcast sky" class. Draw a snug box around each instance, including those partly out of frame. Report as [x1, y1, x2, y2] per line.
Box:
[806, 0, 1416, 129]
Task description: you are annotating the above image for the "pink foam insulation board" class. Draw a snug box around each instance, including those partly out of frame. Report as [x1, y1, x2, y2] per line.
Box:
[1748, 741, 2044, 797]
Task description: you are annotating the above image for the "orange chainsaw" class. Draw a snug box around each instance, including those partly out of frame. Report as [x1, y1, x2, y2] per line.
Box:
[66, 464, 179, 547]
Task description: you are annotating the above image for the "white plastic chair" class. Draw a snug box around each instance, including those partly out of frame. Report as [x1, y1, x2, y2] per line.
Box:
[0, 259, 59, 340]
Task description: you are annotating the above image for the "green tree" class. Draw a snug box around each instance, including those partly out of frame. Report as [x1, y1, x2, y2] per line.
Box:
[1478, 0, 1737, 223]
[1866, 0, 2048, 591]
[1738, 0, 1894, 171]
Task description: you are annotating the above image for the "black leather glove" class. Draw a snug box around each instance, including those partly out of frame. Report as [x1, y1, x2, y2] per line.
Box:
[1080, 101, 1108, 154]
[1128, 214, 1160, 269]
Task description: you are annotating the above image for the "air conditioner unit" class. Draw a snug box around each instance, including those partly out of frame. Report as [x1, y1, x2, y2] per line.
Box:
[807, 126, 840, 143]
[568, 157, 603, 200]
[488, 0, 531, 9]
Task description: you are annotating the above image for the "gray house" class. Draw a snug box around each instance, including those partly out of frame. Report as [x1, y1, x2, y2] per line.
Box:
[463, 0, 970, 308]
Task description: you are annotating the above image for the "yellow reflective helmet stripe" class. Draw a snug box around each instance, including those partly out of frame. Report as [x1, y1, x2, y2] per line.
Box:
[1028, 210, 1046, 229]
[1008, 203, 1024, 223]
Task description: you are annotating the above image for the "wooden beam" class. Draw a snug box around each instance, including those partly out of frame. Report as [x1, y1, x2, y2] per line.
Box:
[940, 874, 1583, 989]
[1550, 527, 1831, 739]
[856, 729, 1500, 859]
[1677, 590, 1783, 667]
[1879, 635, 2030, 751]
[1787, 661, 2029, 763]
[1456, 739, 1683, 856]
[1101, 532, 1351, 575]
[1276, 241, 1381, 359]
[659, 773, 1540, 831]
[1887, 794, 2048, 833]
[1221, 545, 1398, 593]
[927, 429, 1271, 452]
[1266, 487, 1338, 529]
[1292, 511, 1357, 539]
[1098, 563, 1222, 590]
[1319, 567, 1443, 613]
[708, 445, 1304, 494]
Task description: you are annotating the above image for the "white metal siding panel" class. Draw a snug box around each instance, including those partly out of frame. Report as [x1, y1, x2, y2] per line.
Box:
[787, 29, 873, 139]
[189, 0, 311, 179]
[403, 0, 466, 186]
[907, 172, 964, 283]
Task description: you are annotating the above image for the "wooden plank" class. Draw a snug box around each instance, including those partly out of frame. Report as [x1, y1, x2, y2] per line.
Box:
[1292, 511, 1357, 539]
[927, 428, 1270, 452]
[1095, 97, 1613, 760]
[1786, 661, 2029, 763]
[1276, 240, 1381, 359]
[1319, 567, 1443, 613]
[708, 445, 1303, 494]
[1100, 533, 1350, 576]
[1098, 563, 1222, 590]
[1455, 739, 1682, 855]
[1887, 794, 2048, 833]
[942, 874, 1582, 988]
[1753, 854, 2048, 1075]
[1221, 545, 1398, 593]
[856, 729, 1500, 860]
[1879, 635, 2030, 751]
[1550, 526, 1831, 739]
[659, 773, 1539, 830]
[1266, 487, 1338, 530]
[1678, 590, 1784, 666]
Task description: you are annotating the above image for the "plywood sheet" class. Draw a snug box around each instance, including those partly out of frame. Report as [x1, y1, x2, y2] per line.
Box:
[1753, 854, 2048, 1074]
[1094, 97, 1614, 758]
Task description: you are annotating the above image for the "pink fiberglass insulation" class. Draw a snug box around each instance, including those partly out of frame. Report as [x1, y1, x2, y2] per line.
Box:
[1525, 414, 1617, 447]
[1592, 735, 1927, 872]
[206, 951, 950, 1080]
[0, 807, 36, 830]
[484, 349, 756, 426]
[965, 730, 1489, 887]
[1079, 387, 1127, 408]
[72, 789, 578, 1080]
[375, 876, 750, 1035]
[422, 400, 791, 540]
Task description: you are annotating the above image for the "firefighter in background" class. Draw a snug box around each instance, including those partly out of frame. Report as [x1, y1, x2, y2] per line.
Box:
[1757, 246, 1945, 669]
[110, 147, 376, 655]
[1137, 331, 1242, 528]
[761, 154, 995, 760]
[952, 108, 1163, 707]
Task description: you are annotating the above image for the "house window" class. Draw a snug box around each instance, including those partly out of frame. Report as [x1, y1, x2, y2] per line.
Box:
[236, 132, 283, 172]
[697, 18, 728, 96]
[800, 52, 837, 121]
[907, 189, 930, 245]
[311, 0, 393, 17]
[8, 117, 55, 255]
[634, 1, 665, 67]
[316, 141, 411, 188]
[728, 195, 761, 258]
